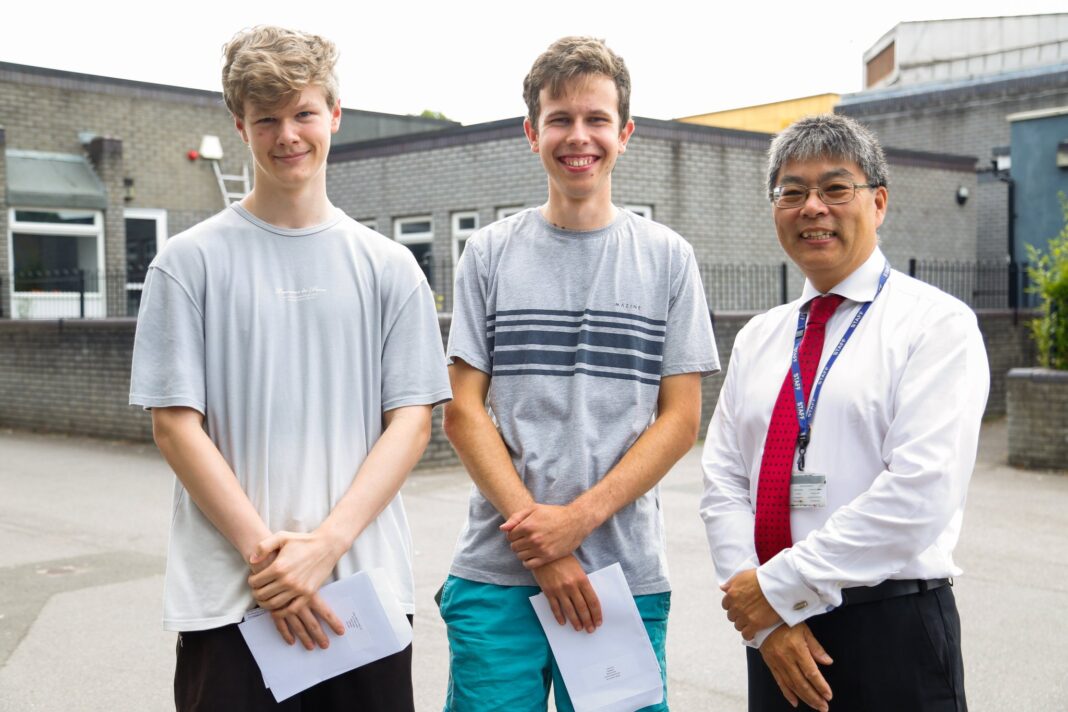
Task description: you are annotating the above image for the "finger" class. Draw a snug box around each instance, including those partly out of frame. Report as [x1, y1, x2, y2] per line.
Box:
[805, 628, 834, 667]
[295, 604, 329, 649]
[578, 580, 602, 628]
[250, 533, 286, 565]
[721, 595, 731, 611]
[522, 556, 546, 570]
[260, 589, 299, 611]
[798, 653, 833, 702]
[285, 613, 315, 651]
[559, 594, 583, 631]
[565, 586, 595, 633]
[546, 594, 565, 626]
[499, 507, 533, 532]
[271, 611, 295, 646]
[311, 594, 346, 636]
[786, 662, 828, 712]
[768, 666, 799, 708]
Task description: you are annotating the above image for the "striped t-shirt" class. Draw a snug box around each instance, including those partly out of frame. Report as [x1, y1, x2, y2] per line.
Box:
[446, 207, 719, 594]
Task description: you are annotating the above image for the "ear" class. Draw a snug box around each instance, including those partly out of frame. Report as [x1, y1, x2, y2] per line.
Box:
[330, 99, 342, 134]
[617, 119, 635, 153]
[873, 185, 888, 229]
[234, 114, 249, 144]
[523, 118, 539, 153]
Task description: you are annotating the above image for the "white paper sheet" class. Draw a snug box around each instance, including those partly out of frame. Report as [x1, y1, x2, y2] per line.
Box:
[529, 562, 664, 712]
[238, 568, 412, 702]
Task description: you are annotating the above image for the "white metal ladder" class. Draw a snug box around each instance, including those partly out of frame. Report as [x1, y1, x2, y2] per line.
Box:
[210, 160, 250, 207]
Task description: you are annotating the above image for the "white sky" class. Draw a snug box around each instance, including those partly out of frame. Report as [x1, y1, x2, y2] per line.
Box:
[5, 2, 1067, 125]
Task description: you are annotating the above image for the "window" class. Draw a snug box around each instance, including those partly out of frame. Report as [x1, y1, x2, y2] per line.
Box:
[358, 218, 379, 233]
[125, 208, 167, 316]
[624, 204, 654, 220]
[9, 208, 105, 318]
[496, 206, 524, 221]
[451, 211, 479, 266]
[394, 216, 434, 285]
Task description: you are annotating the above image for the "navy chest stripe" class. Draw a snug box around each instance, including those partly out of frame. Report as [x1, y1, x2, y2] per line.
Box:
[489, 318, 666, 338]
[491, 328, 664, 356]
[488, 308, 666, 327]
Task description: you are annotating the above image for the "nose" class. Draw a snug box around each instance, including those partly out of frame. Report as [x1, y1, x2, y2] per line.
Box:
[566, 118, 590, 144]
[800, 188, 829, 217]
[277, 119, 299, 144]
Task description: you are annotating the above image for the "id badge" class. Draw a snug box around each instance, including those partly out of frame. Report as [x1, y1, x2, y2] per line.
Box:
[790, 473, 827, 509]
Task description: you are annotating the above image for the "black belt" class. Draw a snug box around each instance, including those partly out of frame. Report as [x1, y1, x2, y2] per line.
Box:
[839, 578, 950, 607]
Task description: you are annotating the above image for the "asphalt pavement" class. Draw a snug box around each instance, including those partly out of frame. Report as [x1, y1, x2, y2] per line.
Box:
[0, 419, 1066, 711]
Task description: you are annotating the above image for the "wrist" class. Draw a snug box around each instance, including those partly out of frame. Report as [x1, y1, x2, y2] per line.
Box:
[316, 520, 354, 560]
[567, 499, 602, 538]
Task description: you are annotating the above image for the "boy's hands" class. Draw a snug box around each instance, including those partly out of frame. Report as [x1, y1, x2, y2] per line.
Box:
[531, 554, 603, 634]
[501, 503, 595, 569]
[247, 530, 347, 649]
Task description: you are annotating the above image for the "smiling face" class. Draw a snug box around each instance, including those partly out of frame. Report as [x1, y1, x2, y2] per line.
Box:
[523, 74, 634, 211]
[772, 157, 888, 292]
[235, 85, 341, 197]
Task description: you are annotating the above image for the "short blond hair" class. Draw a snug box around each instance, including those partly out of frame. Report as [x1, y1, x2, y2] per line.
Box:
[523, 37, 631, 128]
[221, 25, 339, 117]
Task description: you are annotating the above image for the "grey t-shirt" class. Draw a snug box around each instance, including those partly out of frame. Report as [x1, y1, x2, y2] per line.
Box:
[130, 204, 451, 631]
[447, 208, 719, 594]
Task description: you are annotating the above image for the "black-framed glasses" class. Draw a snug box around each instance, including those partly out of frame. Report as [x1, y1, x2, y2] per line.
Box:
[770, 180, 879, 208]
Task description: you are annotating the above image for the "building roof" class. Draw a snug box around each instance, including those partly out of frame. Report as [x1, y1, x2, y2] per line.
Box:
[5, 150, 107, 209]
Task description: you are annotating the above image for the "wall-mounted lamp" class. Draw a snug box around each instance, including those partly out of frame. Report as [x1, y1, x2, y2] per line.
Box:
[123, 177, 135, 203]
[955, 185, 969, 206]
[198, 135, 224, 161]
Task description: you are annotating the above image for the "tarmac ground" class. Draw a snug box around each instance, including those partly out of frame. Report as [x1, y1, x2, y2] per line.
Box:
[1, 418, 1066, 711]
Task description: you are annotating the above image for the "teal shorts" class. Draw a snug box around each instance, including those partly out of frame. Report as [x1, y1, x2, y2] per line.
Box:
[437, 575, 670, 712]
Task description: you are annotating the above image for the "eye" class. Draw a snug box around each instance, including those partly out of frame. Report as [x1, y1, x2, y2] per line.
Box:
[297, 111, 315, 119]
[779, 185, 805, 199]
[256, 117, 276, 125]
[821, 182, 852, 198]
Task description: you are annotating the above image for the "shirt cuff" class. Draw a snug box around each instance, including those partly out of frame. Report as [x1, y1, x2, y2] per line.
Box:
[757, 551, 833, 627]
[744, 621, 785, 649]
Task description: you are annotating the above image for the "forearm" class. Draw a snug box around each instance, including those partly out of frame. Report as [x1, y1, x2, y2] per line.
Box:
[152, 407, 270, 561]
[571, 372, 701, 530]
[443, 398, 534, 519]
[317, 405, 433, 553]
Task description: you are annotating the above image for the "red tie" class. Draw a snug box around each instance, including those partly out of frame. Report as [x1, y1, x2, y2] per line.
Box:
[754, 294, 845, 564]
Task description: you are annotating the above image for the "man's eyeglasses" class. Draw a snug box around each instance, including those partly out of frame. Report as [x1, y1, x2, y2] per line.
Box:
[770, 181, 879, 209]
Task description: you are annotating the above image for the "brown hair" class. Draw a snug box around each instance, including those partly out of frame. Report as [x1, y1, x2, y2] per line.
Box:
[221, 25, 339, 117]
[522, 36, 631, 129]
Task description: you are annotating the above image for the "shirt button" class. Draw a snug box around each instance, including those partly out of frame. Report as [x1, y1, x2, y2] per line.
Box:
[793, 601, 809, 611]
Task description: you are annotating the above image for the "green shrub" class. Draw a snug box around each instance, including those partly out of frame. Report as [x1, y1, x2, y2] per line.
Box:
[1026, 193, 1068, 370]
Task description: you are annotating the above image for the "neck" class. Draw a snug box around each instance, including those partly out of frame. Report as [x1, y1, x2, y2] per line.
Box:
[240, 177, 333, 229]
[542, 185, 616, 231]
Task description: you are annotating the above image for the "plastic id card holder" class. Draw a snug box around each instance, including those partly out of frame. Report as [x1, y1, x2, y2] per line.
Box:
[790, 473, 826, 509]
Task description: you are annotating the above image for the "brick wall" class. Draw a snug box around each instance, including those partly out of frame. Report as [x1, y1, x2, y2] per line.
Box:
[0, 310, 1034, 470]
[1006, 368, 1068, 470]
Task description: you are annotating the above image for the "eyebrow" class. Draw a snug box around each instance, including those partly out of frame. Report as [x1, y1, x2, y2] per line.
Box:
[779, 168, 856, 184]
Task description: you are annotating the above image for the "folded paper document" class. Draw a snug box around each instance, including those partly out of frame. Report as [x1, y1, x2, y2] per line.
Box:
[238, 568, 411, 702]
[530, 562, 664, 712]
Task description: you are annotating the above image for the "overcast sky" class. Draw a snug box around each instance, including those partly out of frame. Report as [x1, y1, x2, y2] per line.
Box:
[4, 2, 1066, 125]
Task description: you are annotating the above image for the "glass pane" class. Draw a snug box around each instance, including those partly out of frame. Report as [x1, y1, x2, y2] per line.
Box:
[457, 216, 477, 231]
[13, 232, 98, 291]
[405, 242, 433, 286]
[14, 210, 96, 225]
[126, 217, 158, 282]
[400, 220, 432, 235]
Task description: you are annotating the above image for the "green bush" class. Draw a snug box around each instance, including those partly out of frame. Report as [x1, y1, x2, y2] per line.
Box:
[1026, 193, 1068, 370]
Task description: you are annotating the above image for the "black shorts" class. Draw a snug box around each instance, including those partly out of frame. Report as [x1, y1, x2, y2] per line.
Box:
[174, 617, 414, 712]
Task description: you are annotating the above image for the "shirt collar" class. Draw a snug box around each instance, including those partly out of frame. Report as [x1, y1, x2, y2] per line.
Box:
[799, 246, 887, 306]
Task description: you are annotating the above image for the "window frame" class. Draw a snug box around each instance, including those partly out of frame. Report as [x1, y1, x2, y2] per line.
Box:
[451, 210, 479, 266]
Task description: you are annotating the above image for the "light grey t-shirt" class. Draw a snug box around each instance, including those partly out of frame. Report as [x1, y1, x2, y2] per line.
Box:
[130, 204, 451, 631]
[447, 208, 719, 594]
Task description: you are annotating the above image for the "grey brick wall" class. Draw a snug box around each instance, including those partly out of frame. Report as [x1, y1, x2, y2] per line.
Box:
[838, 77, 1068, 261]
[0, 126, 8, 318]
[1006, 368, 1068, 470]
[0, 311, 1033, 470]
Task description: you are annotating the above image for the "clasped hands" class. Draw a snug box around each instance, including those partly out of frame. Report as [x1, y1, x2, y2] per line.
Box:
[246, 529, 347, 651]
[501, 503, 603, 634]
[721, 569, 833, 711]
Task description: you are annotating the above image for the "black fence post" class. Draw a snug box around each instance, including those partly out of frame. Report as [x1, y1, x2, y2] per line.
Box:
[779, 262, 788, 305]
[1009, 260, 1020, 312]
[78, 269, 86, 319]
[908, 258, 917, 278]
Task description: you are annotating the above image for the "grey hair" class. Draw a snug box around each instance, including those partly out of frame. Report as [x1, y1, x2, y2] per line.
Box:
[766, 114, 888, 196]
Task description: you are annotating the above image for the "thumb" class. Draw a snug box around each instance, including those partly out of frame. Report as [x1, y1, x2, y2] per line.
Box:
[499, 506, 533, 532]
[249, 533, 285, 564]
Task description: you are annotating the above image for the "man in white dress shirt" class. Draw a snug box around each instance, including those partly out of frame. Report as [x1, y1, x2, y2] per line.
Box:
[700, 114, 988, 712]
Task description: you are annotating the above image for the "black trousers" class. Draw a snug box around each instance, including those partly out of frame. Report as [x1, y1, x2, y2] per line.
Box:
[174, 617, 415, 712]
[747, 585, 966, 712]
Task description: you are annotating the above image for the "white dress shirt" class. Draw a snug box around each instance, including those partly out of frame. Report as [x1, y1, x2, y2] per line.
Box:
[699, 247, 989, 646]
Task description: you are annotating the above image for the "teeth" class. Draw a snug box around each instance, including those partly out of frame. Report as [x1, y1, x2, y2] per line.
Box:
[563, 157, 595, 167]
[802, 231, 834, 239]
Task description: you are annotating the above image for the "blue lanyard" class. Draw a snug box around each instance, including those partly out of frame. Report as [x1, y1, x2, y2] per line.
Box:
[791, 261, 891, 471]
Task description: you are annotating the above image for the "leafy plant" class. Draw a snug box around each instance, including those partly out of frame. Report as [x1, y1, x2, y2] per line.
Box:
[1026, 192, 1068, 370]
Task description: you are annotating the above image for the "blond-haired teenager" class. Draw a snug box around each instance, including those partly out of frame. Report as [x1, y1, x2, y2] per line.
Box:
[130, 26, 449, 710]
[438, 36, 718, 711]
